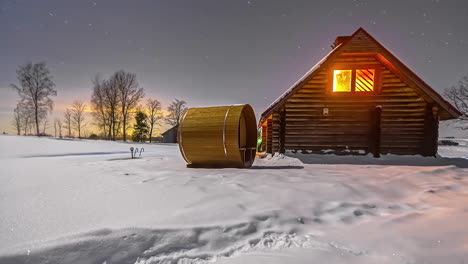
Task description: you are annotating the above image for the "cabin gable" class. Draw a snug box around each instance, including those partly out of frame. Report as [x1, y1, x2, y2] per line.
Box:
[260, 28, 460, 124]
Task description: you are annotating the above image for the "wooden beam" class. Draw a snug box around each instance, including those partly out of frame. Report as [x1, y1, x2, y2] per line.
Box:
[280, 109, 286, 154]
[370, 106, 382, 158]
[422, 103, 439, 156]
[267, 119, 272, 154]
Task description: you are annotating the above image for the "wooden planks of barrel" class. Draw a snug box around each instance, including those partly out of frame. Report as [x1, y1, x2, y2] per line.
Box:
[178, 104, 257, 168]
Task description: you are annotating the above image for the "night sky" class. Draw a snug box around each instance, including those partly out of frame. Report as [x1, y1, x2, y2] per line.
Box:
[1, 0, 467, 134]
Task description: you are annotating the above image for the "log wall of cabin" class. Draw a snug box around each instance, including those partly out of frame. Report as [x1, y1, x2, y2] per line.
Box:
[260, 118, 273, 153]
[269, 54, 435, 155]
[261, 123, 267, 152]
[266, 118, 273, 153]
[271, 111, 281, 153]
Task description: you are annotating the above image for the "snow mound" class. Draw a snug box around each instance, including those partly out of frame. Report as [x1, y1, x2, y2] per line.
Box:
[253, 153, 304, 168]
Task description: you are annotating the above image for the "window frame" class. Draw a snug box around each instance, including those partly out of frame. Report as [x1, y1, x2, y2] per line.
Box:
[328, 64, 380, 95]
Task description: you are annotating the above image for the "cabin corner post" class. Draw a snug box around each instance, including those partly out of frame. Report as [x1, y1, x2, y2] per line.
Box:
[266, 119, 273, 154]
[369, 106, 382, 158]
[433, 106, 439, 157]
[422, 103, 438, 157]
[279, 108, 286, 154]
[261, 123, 267, 153]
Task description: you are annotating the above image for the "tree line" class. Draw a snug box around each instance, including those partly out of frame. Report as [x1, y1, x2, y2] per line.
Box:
[11, 62, 188, 142]
[12, 62, 468, 138]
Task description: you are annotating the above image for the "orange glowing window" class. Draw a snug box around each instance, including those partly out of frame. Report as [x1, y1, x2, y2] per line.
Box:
[355, 69, 375, 92]
[333, 70, 352, 92]
[332, 68, 376, 93]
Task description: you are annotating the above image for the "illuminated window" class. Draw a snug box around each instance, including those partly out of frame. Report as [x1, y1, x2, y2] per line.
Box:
[355, 69, 375, 92]
[332, 68, 376, 93]
[333, 70, 352, 92]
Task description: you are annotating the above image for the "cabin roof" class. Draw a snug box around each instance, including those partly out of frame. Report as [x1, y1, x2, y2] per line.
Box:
[259, 27, 462, 125]
[162, 126, 177, 136]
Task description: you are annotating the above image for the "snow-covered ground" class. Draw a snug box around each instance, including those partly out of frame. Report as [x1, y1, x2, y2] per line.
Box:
[0, 133, 468, 264]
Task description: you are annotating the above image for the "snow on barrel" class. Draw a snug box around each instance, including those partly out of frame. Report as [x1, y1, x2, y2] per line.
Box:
[178, 104, 257, 168]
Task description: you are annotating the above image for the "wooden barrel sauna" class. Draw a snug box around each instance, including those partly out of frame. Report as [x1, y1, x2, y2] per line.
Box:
[178, 104, 257, 168]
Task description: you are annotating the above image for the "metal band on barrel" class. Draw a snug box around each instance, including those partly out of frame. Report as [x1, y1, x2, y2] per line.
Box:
[178, 110, 190, 164]
[223, 105, 233, 159]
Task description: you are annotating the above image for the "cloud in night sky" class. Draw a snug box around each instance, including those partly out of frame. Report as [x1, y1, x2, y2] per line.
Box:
[1, 0, 467, 134]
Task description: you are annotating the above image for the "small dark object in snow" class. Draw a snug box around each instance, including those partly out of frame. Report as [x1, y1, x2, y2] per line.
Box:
[130, 147, 144, 159]
[426, 189, 436, 193]
[353, 210, 364, 216]
[312, 218, 323, 224]
[362, 203, 376, 209]
[249, 238, 261, 246]
[438, 140, 459, 146]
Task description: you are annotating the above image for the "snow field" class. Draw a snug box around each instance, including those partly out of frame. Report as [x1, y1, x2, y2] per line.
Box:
[0, 135, 467, 263]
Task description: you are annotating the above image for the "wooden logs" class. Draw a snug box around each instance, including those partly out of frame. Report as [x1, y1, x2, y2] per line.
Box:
[369, 106, 382, 158]
[178, 104, 257, 168]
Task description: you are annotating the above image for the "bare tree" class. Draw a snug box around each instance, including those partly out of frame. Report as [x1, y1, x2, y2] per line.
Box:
[105, 79, 122, 140]
[91, 76, 122, 141]
[11, 106, 22, 136]
[166, 99, 188, 127]
[21, 105, 33, 136]
[41, 118, 50, 135]
[13, 101, 34, 136]
[64, 108, 73, 138]
[445, 74, 468, 120]
[11, 62, 57, 136]
[146, 98, 162, 143]
[82, 128, 90, 139]
[90, 71, 145, 141]
[54, 119, 58, 137]
[71, 100, 87, 139]
[111, 70, 145, 141]
[53, 118, 62, 138]
[90, 75, 111, 138]
[12, 105, 22, 135]
[54, 118, 63, 138]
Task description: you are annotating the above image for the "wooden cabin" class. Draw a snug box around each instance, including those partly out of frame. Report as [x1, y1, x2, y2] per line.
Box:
[162, 126, 178, 143]
[259, 28, 461, 157]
